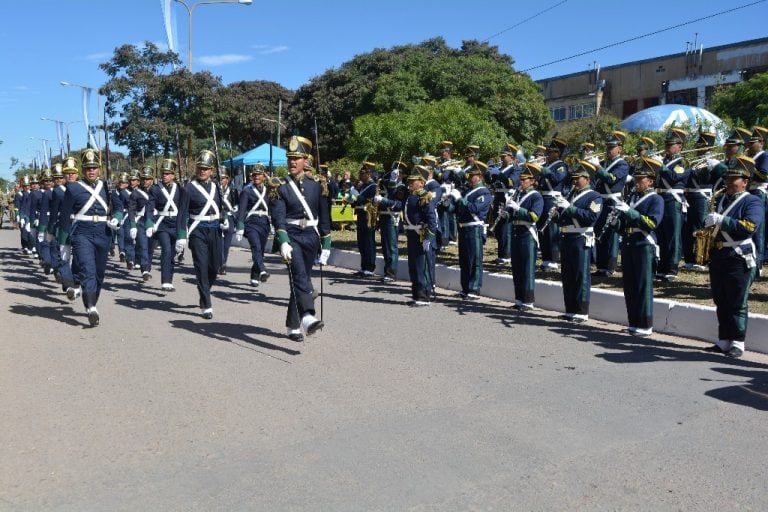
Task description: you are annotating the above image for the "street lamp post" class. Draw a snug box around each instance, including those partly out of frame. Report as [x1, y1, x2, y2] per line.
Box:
[261, 117, 286, 174]
[60, 81, 101, 149]
[30, 137, 51, 170]
[41, 117, 82, 157]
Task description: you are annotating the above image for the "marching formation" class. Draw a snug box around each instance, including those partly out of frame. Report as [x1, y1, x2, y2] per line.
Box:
[7, 126, 767, 356]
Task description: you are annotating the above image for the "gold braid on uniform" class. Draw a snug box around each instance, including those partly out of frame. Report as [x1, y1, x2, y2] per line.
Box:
[418, 190, 434, 207]
[315, 173, 329, 197]
[266, 176, 284, 201]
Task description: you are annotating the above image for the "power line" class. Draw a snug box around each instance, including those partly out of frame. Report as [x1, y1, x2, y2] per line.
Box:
[521, 0, 767, 73]
[482, 0, 568, 43]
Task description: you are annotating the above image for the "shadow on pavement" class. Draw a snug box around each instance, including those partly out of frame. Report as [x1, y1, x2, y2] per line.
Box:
[169, 319, 300, 360]
[9, 303, 86, 328]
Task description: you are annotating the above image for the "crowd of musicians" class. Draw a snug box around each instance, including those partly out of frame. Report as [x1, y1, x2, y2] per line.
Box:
[6, 126, 767, 356]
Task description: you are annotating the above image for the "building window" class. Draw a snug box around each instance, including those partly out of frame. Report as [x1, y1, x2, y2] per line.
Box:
[623, 99, 638, 117]
[551, 107, 567, 122]
[643, 97, 659, 108]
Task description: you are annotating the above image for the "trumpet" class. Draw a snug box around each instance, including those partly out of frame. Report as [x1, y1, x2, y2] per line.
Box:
[688, 152, 724, 170]
[439, 158, 465, 170]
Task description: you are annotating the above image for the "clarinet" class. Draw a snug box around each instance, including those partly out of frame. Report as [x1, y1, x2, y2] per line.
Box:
[538, 206, 559, 233]
[596, 207, 622, 242]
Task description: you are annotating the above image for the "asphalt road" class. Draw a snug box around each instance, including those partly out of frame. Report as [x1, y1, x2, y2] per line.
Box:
[1, 225, 767, 511]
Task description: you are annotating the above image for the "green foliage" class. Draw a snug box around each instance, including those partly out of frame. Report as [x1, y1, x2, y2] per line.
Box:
[709, 71, 768, 127]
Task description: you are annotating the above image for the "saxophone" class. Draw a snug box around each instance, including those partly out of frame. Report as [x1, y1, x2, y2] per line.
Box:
[693, 188, 725, 266]
[365, 182, 380, 229]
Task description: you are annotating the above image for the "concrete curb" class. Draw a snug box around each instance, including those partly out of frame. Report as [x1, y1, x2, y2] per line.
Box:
[328, 249, 768, 355]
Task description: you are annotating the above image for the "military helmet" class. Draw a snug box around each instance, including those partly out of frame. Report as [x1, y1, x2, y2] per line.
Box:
[750, 126, 768, 143]
[30, 174, 40, 184]
[664, 128, 687, 145]
[52, 162, 64, 178]
[605, 130, 626, 147]
[62, 156, 79, 175]
[81, 148, 101, 169]
[408, 165, 430, 182]
[725, 127, 751, 146]
[725, 155, 755, 179]
[118, 172, 130, 183]
[249, 163, 266, 175]
[521, 162, 542, 180]
[41, 168, 53, 181]
[634, 157, 663, 179]
[195, 149, 216, 169]
[218, 165, 230, 179]
[160, 157, 178, 175]
[571, 159, 597, 179]
[285, 135, 313, 158]
[464, 145, 480, 158]
[140, 166, 155, 180]
[128, 169, 140, 181]
[695, 131, 717, 148]
[466, 161, 487, 177]
[636, 136, 657, 151]
[547, 137, 568, 154]
[21, 175, 30, 186]
[420, 155, 437, 167]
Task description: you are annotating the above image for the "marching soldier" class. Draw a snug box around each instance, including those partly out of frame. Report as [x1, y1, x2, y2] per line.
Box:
[373, 161, 408, 283]
[402, 165, 437, 306]
[37, 169, 56, 274]
[491, 144, 522, 265]
[111, 172, 130, 263]
[49, 157, 80, 294]
[123, 171, 140, 269]
[554, 160, 603, 322]
[44, 163, 67, 282]
[269, 135, 331, 341]
[656, 127, 691, 282]
[28, 174, 43, 259]
[175, 150, 226, 319]
[704, 155, 763, 358]
[129, 167, 155, 282]
[450, 161, 491, 299]
[507, 162, 544, 311]
[57, 149, 118, 327]
[351, 161, 378, 278]
[746, 126, 768, 273]
[218, 166, 239, 275]
[593, 131, 630, 277]
[537, 137, 569, 271]
[613, 157, 665, 336]
[682, 131, 718, 271]
[146, 157, 182, 292]
[236, 164, 272, 287]
[15, 177, 32, 254]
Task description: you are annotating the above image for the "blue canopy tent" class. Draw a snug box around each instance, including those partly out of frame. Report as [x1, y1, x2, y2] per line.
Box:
[222, 142, 287, 168]
[619, 104, 728, 143]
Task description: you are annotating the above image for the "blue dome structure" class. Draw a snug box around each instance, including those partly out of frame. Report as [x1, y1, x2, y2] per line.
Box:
[619, 104, 727, 143]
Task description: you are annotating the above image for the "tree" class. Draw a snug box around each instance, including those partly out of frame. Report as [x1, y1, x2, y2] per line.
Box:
[709, 71, 768, 127]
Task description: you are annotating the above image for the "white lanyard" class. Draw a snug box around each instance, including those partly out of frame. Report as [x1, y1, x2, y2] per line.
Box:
[221, 186, 235, 213]
[566, 188, 593, 229]
[155, 183, 178, 227]
[246, 185, 268, 217]
[134, 188, 150, 219]
[287, 178, 318, 235]
[188, 180, 219, 235]
[74, 180, 107, 218]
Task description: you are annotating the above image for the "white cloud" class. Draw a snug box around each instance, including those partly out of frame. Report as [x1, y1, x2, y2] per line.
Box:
[84, 52, 112, 61]
[250, 44, 289, 55]
[197, 54, 253, 66]
[13, 85, 28, 91]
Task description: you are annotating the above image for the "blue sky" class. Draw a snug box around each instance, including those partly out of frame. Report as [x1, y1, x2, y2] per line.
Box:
[1, 0, 766, 181]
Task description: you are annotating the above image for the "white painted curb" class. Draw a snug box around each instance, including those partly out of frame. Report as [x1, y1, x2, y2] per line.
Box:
[328, 249, 768, 355]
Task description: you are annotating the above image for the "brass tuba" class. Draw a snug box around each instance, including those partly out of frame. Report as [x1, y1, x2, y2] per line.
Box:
[692, 188, 725, 266]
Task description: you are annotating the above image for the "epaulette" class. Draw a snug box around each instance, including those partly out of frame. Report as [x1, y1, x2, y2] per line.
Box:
[418, 190, 434, 207]
[266, 176, 284, 201]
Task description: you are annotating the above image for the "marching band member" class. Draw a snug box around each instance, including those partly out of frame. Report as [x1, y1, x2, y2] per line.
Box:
[351, 161, 378, 278]
[555, 160, 603, 322]
[402, 165, 437, 306]
[491, 143, 521, 265]
[705, 155, 763, 358]
[146, 157, 182, 292]
[218, 166, 239, 275]
[129, 166, 155, 282]
[236, 164, 271, 287]
[459, 145, 480, 191]
[746, 126, 768, 273]
[450, 161, 491, 299]
[682, 131, 719, 271]
[374, 161, 408, 283]
[507, 162, 544, 311]
[437, 141, 460, 246]
[614, 157, 664, 336]
[656, 128, 691, 282]
[421, 155, 442, 300]
[57, 149, 117, 327]
[537, 137, 569, 272]
[593, 131, 630, 277]
[175, 150, 226, 319]
[269, 135, 331, 341]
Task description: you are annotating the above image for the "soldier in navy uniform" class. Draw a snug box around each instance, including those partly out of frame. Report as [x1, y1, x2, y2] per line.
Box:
[506, 162, 544, 311]
[269, 135, 331, 341]
[43, 164, 66, 280]
[614, 157, 665, 336]
[682, 131, 718, 271]
[373, 161, 408, 282]
[554, 160, 603, 322]
[537, 137, 569, 272]
[351, 161, 378, 277]
[437, 141, 460, 246]
[656, 128, 691, 281]
[28, 174, 43, 259]
[218, 166, 239, 275]
[450, 161, 491, 299]
[129, 167, 155, 282]
[593, 131, 630, 277]
[236, 164, 272, 287]
[421, 155, 442, 299]
[49, 157, 79, 294]
[111, 172, 130, 263]
[746, 126, 768, 273]
[491, 144, 522, 265]
[123, 171, 140, 269]
[36, 169, 56, 275]
[704, 155, 763, 358]
[402, 165, 437, 306]
[176, 150, 226, 319]
[57, 149, 119, 327]
[146, 157, 182, 292]
[13, 179, 26, 252]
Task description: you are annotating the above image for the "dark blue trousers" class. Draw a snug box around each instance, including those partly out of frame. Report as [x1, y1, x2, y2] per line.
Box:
[459, 225, 484, 294]
[406, 232, 431, 301]
[621, 239, 657, 329]
[221, 213, 235, 267]
[537, 196, 560, 263]
[379, 215, 399, 278]
[245, 218, 270, 279]
[511, 226, 538, 303]
[189, 227, 222, 309]
[71, 222, 110, 308]
[356, 216, 376, 272]
[560, 234, 591, 315]
[284, 227, 319, 329]
[156, 228, 177, 285]
[657, 195, 683, 276]
[135, 224, 152, 272]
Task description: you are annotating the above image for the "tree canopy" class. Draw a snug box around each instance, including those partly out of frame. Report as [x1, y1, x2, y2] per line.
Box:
[709, 71, 768, 127]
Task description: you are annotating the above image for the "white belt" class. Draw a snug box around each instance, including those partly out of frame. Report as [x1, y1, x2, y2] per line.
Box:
[378, 211, 400, 216]
[458, 221, 484, 227]
[495, 188, 511, 193]
[600, 193, 622, 200]
[403, 224, 423, 231]
[354, 206, 366, 211]
[749, 184, 768, 192]
[190, 214, 219, 222]
[541, 191, 562, 197]
[73, 214, 108, 222]
[560, 226, 594, 234]
[512, 220, 534, 226]
[658, 188, 685, 195]
[721, 239, 754, 248]
[247, 210, 269, 217]
[287, 218, 318, 228]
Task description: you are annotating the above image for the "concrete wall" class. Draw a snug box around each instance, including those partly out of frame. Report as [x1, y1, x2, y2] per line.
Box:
[329, 249, 768, 355]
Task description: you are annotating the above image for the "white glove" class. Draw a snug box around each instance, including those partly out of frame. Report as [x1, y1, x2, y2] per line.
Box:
[373, 194, 383, 205]
[280, 242, 293, 262]
[422, 239, 432, 252]
[705, 212, 724, 227]
[506, 198, 520, 211]
[449, 189, 462, 201]
[108, 218, 119, 230]
[614, 201, 630, 212]
[235, 230, 244, 242]
[37, 232, 44, 243]
[32, 219, 39, 228]
[129, 227, 137, 240]
[19, 218, 25, 229]
[25, 222, 31, 233]
[319, 248, 330, 265]
[556, 197, 570, 209]
[707, 158, 720, 171]
[220, 219, 230, 231]
[45, 233, 54, 243]
[145, 227, 155, 238]
[175, 239, 187, 256]
[440, 183, 452, 194]
[60, 245, 71, 262]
